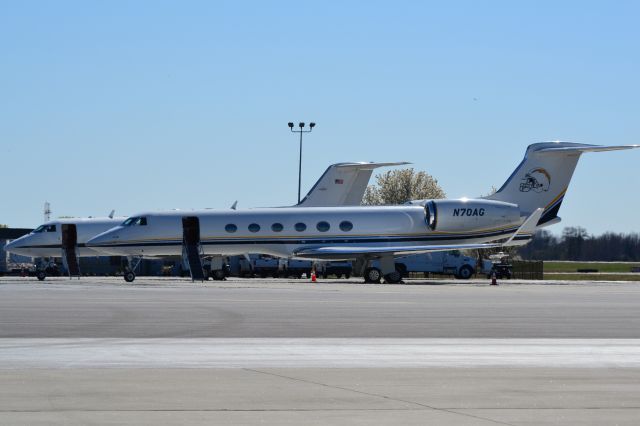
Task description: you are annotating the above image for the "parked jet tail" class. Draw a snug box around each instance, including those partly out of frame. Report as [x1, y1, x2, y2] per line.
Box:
[296, 162, 409, 207]
[485, 142, 639, 226]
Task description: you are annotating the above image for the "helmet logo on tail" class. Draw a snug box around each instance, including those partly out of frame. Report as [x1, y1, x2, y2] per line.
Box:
[519, 168, 551, 193]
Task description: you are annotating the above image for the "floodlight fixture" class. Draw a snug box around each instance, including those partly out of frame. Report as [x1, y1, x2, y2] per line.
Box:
[288, 120, 316, 203]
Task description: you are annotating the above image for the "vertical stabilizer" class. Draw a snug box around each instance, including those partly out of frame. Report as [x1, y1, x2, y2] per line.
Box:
[485, 142, 639, 225]
[297, 162, 409, 207]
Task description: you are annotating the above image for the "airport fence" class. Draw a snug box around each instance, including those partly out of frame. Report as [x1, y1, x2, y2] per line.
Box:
[512, 260, 543, 280]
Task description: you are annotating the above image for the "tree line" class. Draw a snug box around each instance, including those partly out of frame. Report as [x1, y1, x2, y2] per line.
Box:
[518, 227, 640, 261]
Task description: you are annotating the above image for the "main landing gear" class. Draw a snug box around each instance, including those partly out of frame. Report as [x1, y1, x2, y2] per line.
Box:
[364, 267, 382, 284]
[363, 267, 403, 284]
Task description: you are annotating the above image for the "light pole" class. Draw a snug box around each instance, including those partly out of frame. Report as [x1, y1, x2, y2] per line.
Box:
[288, 121, 316, 204]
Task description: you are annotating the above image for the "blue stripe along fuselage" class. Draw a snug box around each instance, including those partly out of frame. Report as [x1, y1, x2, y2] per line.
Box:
[88, 227, 520, 249]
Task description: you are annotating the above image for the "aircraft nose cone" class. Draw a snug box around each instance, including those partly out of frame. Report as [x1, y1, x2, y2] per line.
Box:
[86, 229, 122, 254]
[86, 233, 108, 247]
[3, 236, 28, 256]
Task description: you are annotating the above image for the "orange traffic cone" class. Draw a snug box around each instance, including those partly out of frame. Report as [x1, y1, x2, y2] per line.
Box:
[311, 271, 317, 282]
[491, 271, 498, 286]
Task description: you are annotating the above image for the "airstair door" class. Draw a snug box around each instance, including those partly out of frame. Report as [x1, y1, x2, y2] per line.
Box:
[61, 224, 80, 278]
[182, 216, 205, 281]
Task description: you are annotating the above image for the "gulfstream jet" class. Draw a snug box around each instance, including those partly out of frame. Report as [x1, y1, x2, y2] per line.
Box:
[4, 215, 126, 280]
[4, 162, 403, 280]
[87, 142, 638, 283]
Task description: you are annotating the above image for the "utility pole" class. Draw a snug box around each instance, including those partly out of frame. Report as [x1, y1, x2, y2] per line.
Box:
[288, 122, 316, 204]
[44, 202, 51, 223]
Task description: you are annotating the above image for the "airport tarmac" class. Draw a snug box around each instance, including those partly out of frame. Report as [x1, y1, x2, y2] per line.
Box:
[1, 276, 640, 425]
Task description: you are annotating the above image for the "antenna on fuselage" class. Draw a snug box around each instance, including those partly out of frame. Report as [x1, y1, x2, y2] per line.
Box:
[231, 201, 238, 210]
[108, 210, 115, 219]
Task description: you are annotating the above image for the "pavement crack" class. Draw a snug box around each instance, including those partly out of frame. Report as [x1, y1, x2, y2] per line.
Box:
[244, 368, 516, 426]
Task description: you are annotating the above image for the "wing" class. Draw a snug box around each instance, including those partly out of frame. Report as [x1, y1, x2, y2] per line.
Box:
[294, 208, 544, 260]
[294, 242, 506, 260]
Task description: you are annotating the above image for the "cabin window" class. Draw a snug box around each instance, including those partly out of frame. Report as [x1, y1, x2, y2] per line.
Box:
[316, 221, 330, 232]
[248, 223, 261, 233]
[294, 222, 307, 232]
[339, 221, 353, 232]
[225, 224, 237, 233]
[271, 223, 283, 232]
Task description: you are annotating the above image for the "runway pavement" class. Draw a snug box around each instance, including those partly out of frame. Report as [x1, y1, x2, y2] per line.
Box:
[1, 277, 640, 425]
[1, 276, 640, 338]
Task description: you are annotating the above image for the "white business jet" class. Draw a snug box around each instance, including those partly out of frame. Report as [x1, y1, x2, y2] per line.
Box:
[4, 162, 404, 280]
[87, 142, 638, 284]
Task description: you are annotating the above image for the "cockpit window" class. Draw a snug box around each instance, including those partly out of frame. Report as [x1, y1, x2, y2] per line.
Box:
[122, 217, 148, 226]
[33, 225, 56, 233]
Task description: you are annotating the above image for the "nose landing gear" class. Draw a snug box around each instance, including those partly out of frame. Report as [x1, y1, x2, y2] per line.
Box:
[123, 256, 142, 283]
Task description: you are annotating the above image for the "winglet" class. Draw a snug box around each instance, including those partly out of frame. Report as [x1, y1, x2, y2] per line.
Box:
[505, 208, 544, 246]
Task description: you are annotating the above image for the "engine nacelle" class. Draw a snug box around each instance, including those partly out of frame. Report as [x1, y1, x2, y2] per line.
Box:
[423, 199, 521, 233]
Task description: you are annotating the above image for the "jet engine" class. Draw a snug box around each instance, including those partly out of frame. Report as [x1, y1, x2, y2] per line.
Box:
[423, 199, 521, 233]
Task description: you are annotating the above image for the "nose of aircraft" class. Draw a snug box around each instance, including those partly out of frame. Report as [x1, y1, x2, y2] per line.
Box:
[3, 236, 29, 256]
[86, 229, 123, 254]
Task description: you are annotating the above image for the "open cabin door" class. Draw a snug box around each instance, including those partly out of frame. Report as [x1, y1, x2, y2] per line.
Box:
[61, 224, 80, 278]
[182, 216, 205, 281]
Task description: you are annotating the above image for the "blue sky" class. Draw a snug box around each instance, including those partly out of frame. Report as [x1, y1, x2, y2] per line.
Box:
[1, 1, 639, 234]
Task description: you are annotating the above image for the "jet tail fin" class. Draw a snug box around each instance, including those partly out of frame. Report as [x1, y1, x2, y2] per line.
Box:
[296, 162, 410, 207]
[485, 142, 638, 226]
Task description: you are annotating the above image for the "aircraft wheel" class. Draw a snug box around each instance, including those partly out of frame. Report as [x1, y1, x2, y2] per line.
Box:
[384, 271, 403, 284]
[36, 271, 46, 281]
[212, 269, 226, 281]
[364, 267, 382, 284]
[457, 265, 474, 280]
[124, 271, 136, 283]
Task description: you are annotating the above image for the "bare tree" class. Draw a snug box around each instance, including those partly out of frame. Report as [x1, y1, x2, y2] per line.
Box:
[362, 168, 446, 205]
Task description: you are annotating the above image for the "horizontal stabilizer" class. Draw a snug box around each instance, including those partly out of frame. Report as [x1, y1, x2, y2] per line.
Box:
[333, 161, 411, 169]
[536, 144, 639, 154]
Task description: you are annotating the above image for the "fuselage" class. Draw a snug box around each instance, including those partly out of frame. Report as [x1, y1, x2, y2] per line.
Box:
[87, 202, 524, 259]
[4, 217, 126, 258]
